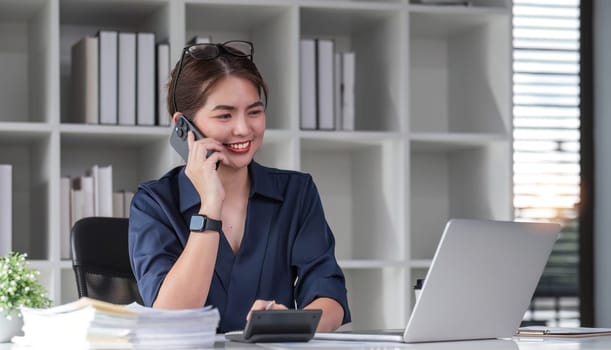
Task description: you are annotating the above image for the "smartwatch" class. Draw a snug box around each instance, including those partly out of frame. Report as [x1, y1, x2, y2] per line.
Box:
[189, 214, 222, 233]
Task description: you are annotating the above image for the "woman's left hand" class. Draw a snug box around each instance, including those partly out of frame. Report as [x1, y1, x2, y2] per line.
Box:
[246, 299, 288, 320]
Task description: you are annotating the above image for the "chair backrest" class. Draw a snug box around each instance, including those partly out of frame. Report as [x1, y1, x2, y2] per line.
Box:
[71, 217, 143, 305]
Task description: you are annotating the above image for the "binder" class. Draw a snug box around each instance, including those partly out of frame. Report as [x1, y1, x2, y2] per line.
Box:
[71, 36, 98, 124]
[97, 30, 118, 125]
[341, 52, 355, 131]
[156, 43, 171, 126]
[136, 32, 156, 126]
[299, 38, 316, 130]
[118, 32, 137, 125]
[316, 38, 335, 130]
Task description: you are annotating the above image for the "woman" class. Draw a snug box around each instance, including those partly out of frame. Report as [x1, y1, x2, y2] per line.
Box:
[128, 40, 351, 333]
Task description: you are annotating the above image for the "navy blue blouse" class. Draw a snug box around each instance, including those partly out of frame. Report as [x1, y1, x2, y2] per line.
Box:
[128, 161, 351, 332]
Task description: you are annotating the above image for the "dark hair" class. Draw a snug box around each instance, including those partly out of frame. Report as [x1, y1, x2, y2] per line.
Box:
[167, 50, 269, 119]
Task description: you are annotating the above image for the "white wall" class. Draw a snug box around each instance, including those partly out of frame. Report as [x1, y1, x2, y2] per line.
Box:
[594, 0, 611, 327]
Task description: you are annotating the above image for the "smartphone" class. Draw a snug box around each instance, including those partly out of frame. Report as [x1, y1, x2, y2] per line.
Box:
[170, 114, 219, 168]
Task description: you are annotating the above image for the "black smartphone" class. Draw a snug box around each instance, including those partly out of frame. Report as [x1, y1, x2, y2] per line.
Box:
[170, 114, 218, 168]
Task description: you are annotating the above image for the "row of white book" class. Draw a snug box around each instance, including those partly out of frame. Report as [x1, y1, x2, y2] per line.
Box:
[300, 38, 355, 131]
[14, 297, 220, 349]
[0, 164, 134, 259]
[0, 164, 11, 256]
[71, 30, 171, 127]
[61, 165, 135, 259]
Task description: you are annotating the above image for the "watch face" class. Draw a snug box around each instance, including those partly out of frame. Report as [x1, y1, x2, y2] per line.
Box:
[190, 215, 205, 231]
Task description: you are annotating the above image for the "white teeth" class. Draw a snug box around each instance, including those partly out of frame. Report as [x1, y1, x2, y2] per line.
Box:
[228, 141, 249, 150]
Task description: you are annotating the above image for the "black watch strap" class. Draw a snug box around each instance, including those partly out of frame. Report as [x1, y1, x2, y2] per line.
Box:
[189, 214, 222, 233]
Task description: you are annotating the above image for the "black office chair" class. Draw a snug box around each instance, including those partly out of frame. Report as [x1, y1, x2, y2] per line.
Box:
[71, 217, 144, 305]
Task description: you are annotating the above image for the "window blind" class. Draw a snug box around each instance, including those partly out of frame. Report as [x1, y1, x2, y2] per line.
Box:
[513, 0, 581, 326]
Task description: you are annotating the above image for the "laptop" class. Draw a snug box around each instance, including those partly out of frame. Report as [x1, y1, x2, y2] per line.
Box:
[315, 219, 561, 343]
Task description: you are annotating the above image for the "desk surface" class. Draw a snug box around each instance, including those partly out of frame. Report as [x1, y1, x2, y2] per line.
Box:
[3, 336, 611, 349]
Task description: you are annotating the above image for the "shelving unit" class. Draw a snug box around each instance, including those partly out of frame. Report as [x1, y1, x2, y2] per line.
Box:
[408, 1, 513, 275]
[0, 0, 512, 330]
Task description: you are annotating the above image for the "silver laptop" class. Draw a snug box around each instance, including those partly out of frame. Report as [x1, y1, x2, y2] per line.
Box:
[316, 219, 561, 343]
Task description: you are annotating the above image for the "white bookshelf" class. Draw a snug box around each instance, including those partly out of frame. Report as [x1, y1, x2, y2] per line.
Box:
[0, 0, 512, 330]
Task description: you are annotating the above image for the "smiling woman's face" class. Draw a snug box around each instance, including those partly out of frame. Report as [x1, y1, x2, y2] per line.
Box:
[192, 75, 266, 170]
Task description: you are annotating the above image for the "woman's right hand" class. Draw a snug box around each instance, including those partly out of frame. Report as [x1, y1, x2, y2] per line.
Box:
[184, 130, 226, 218]
[246, 300, 289, 321]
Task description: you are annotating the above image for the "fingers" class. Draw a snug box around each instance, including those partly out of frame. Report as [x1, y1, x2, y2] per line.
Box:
[187, 129, 195, 149]
[246, 300, 288, 320]
[186, 131, 224, 168]
[206, 151, 223, 171]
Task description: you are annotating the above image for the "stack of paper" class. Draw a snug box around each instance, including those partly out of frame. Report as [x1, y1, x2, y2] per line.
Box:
[128, 303, 219, 349]
[14, 297, 136, 349]
[13, 297, 220, 349]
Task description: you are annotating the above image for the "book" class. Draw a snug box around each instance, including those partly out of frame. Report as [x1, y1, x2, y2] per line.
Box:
[332, 51, 355, 131]
[118, 32, 137, 126]
[88, 165, 99, 215]
[156, 43, 171, 126]
[71, 176, 94, 226]
[316, 39, 335, 130]
[88, 165, 113, 217]
[123, 191, 134, 218]
[70, 187, 83, 228]
[99, 165, 114, 217]
[136, 32, 156, 126]
[299, 38, 316, 130]
[334, 52, 342, 130]
[14, 297, 220, 349]
[71, 36, 98, 124]
[98, 30, 118, 125]
[0, 164, 12, 255]
[113, 191, 125, 218]
[60, 176, 71, 259]
[516, 326, 611, 338]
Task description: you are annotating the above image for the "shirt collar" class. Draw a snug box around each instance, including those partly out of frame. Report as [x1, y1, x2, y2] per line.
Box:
[178, 161, 284, 213]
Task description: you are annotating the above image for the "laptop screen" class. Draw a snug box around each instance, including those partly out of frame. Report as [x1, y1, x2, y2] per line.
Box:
[403, 219, 560, 343]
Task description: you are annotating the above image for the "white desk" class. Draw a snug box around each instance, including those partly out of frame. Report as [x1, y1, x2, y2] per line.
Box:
[2, 337, 611, 349]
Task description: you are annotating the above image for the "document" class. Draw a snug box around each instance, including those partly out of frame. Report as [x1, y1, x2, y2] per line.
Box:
[14, 297, 220, 349]
[516, 326, 611, 337]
